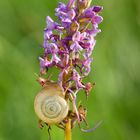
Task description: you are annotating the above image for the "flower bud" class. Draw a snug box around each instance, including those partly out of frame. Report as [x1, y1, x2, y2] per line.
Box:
[77, 0, 92, 11]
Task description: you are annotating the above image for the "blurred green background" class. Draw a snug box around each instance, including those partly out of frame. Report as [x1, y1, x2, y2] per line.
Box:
[0, 0, 140, 140]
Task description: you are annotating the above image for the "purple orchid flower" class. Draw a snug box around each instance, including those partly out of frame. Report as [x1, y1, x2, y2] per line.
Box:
[72, 69, 85, 89]
[55, 2, 76, 27]
[40, 0, 103, 84]
[39, 57, 51, 73]
[46, 16, 56, 30]
[82, 57, 93, 76]
[51, 53, 61, 64]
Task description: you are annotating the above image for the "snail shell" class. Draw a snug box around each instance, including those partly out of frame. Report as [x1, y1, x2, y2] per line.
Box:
[34, 82, 69, 124]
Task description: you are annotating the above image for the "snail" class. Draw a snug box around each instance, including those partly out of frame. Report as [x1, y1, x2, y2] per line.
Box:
[34, 81, 69, 125]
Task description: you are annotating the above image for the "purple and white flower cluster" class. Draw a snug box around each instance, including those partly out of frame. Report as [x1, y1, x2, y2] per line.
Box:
[39, 0, 103, 123]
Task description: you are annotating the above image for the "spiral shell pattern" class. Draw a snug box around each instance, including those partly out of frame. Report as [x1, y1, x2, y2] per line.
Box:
[34, 91, 68, 124]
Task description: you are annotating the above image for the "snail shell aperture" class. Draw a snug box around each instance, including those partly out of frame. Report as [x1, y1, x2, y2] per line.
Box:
[34, 83, 69, 124]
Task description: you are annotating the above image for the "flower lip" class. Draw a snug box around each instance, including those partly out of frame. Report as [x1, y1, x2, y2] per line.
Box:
[46, 16, 56, 30]
[44, 29, 52, 41]
[84, 8, 95, 18]
[51, 54, 61, 64]
[72, 31, 81, 42]
[39, 57, 52, 71]
[92, 15, 103, 24]
[70, 41, 83, 52]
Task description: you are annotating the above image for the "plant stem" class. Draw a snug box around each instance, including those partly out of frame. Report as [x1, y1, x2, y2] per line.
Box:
[65, 119, 72, 140]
